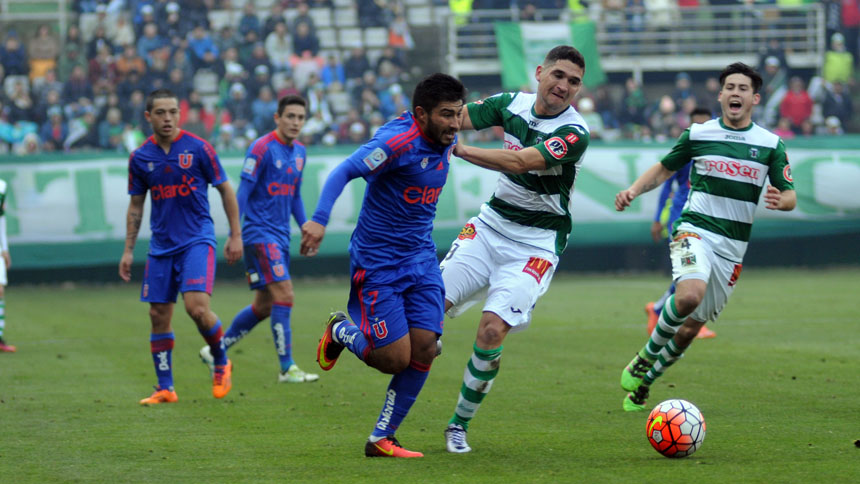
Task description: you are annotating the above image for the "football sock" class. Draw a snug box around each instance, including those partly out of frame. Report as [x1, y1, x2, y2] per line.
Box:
[653, 283, 676, 315]
[0, 298, 5, 338]
[225, 304, 264, 349]
[270, 301, 294, 371]
[331, 319, 370, 362]
[448, 343, 502, 431]
[201, 321, 227, 366]
[150, 332, 175, 391]
[643, 339, 689, 386]
[370, 359, 431, 440]
[645, 295, 685, 359]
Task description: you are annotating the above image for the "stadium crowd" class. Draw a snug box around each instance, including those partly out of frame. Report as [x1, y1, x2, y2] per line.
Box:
[0, 0, 856, 155]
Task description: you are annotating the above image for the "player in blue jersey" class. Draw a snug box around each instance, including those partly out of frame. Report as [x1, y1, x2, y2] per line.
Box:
[299, 73, 467, 458]
[120, 88, 243, 405]
[645, 107, 716, 339]
[199, 95, 320, 383]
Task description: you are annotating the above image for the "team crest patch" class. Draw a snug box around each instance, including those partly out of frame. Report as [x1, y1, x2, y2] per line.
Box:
[296, 157, 304, 171]
[421, 157, 429, 169]
[543, 137, 568, 160]
[242, 157, 257, 175]
[276, 159, 282, 169]
[178, 153, 193, 169]
[522, 257, 552, 284]
[273, 264, 285, 277]
[147, 162, 154, 172]
[681, 254, 697, 266]
[457, 223, 477, 240]
[783, 164, 793, 183]
[362, 147, 388, 170]
[749, 147, 758, 159]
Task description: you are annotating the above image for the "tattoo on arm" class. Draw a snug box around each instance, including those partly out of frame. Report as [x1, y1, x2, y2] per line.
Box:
[126, 209, 142, 248]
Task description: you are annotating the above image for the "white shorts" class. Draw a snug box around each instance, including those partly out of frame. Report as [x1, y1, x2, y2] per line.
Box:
[0, 253, 6, 286]
[669, 231, 743, 323]
[440, 217, 558, 332]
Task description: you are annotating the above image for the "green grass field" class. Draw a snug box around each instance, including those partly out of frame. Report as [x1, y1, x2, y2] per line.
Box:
[1, 267, 858, 483]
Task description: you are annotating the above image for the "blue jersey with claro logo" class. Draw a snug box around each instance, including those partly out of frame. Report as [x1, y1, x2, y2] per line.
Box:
[128, 130, 227, 256]
[239, 131, 307, 247]
[312, 112, 455, 270]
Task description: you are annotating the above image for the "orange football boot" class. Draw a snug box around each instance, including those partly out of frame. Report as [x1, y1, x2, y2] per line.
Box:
[364, 436, 423, 458]
[139, 387, 178, 405]
[696, 325, 717, 339]
[645, 302, 659, 335]
[213, 360, 233, 398]
[317, 311, 347, 371]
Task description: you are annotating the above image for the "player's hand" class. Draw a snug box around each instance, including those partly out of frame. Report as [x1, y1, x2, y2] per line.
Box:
[763, 185, 782, 210]
[650, 221, 665, 243]
[119, 251, 133, 282]
[224, 233, 243, 264]
[1, 251, 10, 269]
[300, 221, 325, 257]
[615, 189, 637, 212]
[452, 140, 467, 158]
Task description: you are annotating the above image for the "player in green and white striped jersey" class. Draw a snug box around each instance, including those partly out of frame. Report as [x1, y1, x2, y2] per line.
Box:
[439, 46, 590, 452]
[0, 178, 15, 352]
[616, 63, 796, 411]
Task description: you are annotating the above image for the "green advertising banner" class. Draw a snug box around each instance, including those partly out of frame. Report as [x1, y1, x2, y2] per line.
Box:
[1, 142, 859, 269]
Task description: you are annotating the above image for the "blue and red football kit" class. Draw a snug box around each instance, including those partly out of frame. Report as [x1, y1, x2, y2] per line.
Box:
[128, 130, 227, 302]
[237, 130, 308, 289]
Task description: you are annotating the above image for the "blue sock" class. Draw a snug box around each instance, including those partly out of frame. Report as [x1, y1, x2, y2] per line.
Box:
[333, 319, 370, 362]
[654, 282, 676, 315]
[270, 301, 293, 372]
[150, 332, 175, 391]
[225, 304, 264, 349]
[200, 321, 227, 366]
[371, 360, 431, 439]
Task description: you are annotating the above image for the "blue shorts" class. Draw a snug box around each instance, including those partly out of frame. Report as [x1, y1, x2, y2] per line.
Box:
[347, 257, 444, 350]
[142, 243, 216, 303]
[244, 241, 291, 290]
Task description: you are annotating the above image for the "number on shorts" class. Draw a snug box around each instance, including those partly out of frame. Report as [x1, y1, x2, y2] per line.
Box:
[443, 242, 460, 262]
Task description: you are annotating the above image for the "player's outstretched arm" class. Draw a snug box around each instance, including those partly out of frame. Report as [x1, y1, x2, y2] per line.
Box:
[615, 162, 675, 212]
[454, 142, 546, 174]
[215, 181, 243, 264]
[120, 194, 146, 282]
[763, 186, 796, 211]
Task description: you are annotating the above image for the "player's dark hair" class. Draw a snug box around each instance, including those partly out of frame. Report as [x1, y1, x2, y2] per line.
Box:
[690, 106, 712, 119]
[145, 88, 178, 113]
[411, 73, 466, 114]
[544, 45, 586, 72]
[278, 94, 307, 116]
[719, 62, 762, 93]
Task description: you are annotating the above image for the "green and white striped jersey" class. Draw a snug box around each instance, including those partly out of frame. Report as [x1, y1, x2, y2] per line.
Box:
[0, 178, 6, 217]
[661, 118, 794, 262]
[467, 92, 590, 255]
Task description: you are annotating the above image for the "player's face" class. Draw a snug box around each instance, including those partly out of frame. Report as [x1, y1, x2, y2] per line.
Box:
[275, 103, 306, 144]
[420, 100, 464, 146]
[535, 59, 583, 116]
[145, 97, 180, 140]
[718, 73, 760, 129]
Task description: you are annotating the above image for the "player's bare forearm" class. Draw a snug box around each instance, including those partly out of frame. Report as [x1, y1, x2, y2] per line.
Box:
[764, 186, 796, 211]
[454, 143, 544, 174]
[615, 163, 674, 211]
[124, 195, 145, 253]
[216, 181, 242, 238]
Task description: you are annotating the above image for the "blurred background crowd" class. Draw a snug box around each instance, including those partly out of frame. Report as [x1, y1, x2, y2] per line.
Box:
[0, 0, 856, 156]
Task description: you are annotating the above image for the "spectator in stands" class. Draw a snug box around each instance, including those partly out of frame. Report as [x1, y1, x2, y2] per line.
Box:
[7, 79, 34, 124]
[145, 46, 173, 89]
[138, 23, 166, 66]
[823, 115, 844, 135]
[648, 94, 679, 142]
[64, 106, 99, 150]
[182, 104, 209, 138]
[292, 2, 318, 38]
[376, 46, 406, 76]
[188, 23, 220, 73]
[757, 38, 788, 73]
[379, 82, 410, 120]
[292, 20, 320, 57]
[357, 83, 382, 117]
[358, 0, 391, 28]
[125, 89, 149, 134]
[772, 116, 795, 139]
[0, 33, 29, 78]
[169, 47, 195, 82]
[118, 70, 146, 101]
[823, 0, 842, 46]
[291, 51, 322, 92]
[34, 69, 64, 104]
[823, 33, 855, 86]
[40, 105, 67, 151]
[62, 65, 94, 105]
[251, 85, 278, 134]
[671, 72, 694, 111]
[323, 80, 350, 119]
[89, 43, 118, 88]
[262, 3, 287, 40]
[246, 64, 273, 100]
[225, 82, 253, 126]
[265, 21, 294, 74]
[33, 88, 60, 126]
[822, 81, 853, 130]
[166, 67, 193, 101]
[275, 76, 301, 100]
[87, 25, 115, 61]
[135, 4, 158, 40]
[239, 1, 261, 37]
[301, 109, 328, 144]
[110, 14, 137, 50]
[620, 76, 648, 132]
[116, 44, 148, 81]
[181, 0, 211, 32]
[28, 24, 60, 82]
[74, 0, 100, 13]
[216, 25, 242, 55]
[320, 53, 346, 88]
[760, 56, 788, 106]
[336, 107, 367, 143]
[243, 41, 271, 75]
[163, 2, 191, 43]
[98, 107, 125, 151]
[344, 46, 371, 89]
[841, 0, 860, 66]
[779, 76, 813, 134]
[577, 97, 605, 140]
[388, 10, 414, 58]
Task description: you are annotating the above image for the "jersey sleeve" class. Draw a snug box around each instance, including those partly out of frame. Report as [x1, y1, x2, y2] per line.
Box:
[533, 124, 589, 168]
[240, 140, 266, 184]
[767, 139, 794, 191]
[660, 129, 694, 171]
[127, 151, 147, 195]
[199, 139, 227, 186]
[347, 135, 397, 182]
[466, 92, 512, 131]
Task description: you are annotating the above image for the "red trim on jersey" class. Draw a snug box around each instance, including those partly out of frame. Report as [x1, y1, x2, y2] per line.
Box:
[387, 123, 419, 151]
[205, 245, 216, 294]
[184, 130, 222, 180]
[409, 359, 431, 372]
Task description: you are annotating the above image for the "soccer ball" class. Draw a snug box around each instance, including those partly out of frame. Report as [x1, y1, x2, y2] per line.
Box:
[645, 399, 706, 458]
